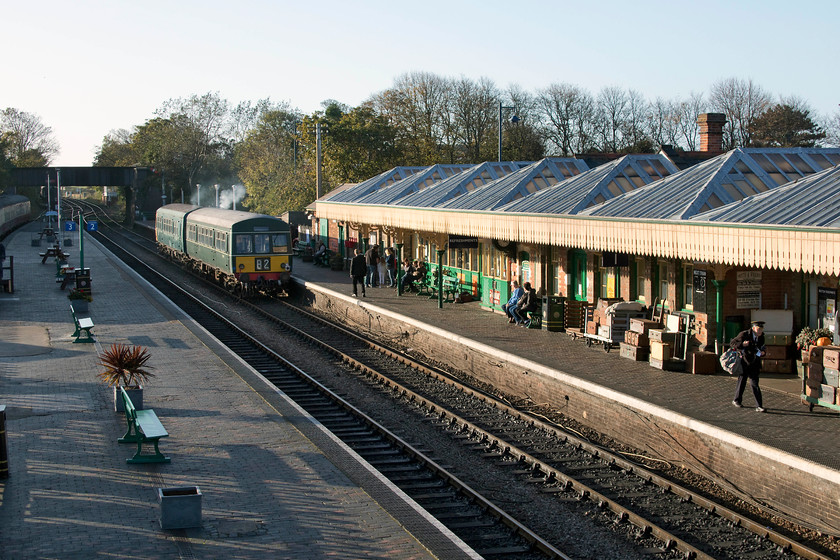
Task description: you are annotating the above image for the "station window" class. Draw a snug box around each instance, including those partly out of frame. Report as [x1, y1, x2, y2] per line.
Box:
[599, 267, 616, 299]
[683, 263, 694, 310]
[658, 262, 669, 301]
[635, 258, 646, 302]
[235, 234, 254, 254]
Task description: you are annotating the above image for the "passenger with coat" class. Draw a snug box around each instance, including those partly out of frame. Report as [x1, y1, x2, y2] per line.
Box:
[511, 282, 538, 326]
[730, 320, 767, 412]
[350, 248, 367, 297]
[364, 246, 379, 287]
[503, 280, 524, 324]
[385, 248, 397, 287]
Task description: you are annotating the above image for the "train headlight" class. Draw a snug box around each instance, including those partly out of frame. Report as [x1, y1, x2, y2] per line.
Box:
[282, 263, 291, 271]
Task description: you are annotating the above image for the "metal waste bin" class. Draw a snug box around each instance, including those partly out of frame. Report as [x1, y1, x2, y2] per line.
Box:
[75, 268, 91, 295]
[543, 295, 566, 332]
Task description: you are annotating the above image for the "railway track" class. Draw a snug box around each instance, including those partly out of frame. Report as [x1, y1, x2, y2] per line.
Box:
[70, 201, 836, 560]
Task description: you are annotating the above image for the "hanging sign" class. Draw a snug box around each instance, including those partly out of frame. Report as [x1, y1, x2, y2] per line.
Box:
[448, 235, 478, 249]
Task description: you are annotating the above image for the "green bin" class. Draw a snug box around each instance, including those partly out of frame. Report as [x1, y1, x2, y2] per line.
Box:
[543, 295, 566, 332]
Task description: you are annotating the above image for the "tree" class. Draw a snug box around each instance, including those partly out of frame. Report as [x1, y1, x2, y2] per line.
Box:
[94, 129, 137, 167]
[501, 85, 545, 161]
[235, 109, 312, 214]
[451, 76, 499, 162]
[749, 101, 825, 147]
[824, 110, 840, 148]
[537, 83, 594, 156]
[0, 108, 60, 165]
[709, 78, 771, 148]
[594, 86, 629, 152]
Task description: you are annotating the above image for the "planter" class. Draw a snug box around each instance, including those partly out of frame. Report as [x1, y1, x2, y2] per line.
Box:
[114, 385, 143, 412]
[158, 486, 202, 529]
[70, 299, 89, 314]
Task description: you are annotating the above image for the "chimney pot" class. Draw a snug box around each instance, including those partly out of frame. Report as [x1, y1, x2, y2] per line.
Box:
[697, 113, 726, 154]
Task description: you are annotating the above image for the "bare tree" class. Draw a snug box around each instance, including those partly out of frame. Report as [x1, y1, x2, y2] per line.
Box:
[595, 86, 629, 152]
[501, 85, 544, 161]
[623, 89, 651, 151]
[537, 83, 596, 156]
[709, 78, 771, 148]
[0, 108, 60, 165]
[451, 76, 499, 162]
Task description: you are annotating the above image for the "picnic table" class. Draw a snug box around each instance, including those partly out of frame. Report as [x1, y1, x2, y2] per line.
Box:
[40, 246, 69, 264]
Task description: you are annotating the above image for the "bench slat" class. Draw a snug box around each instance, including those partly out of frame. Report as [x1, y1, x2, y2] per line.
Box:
[135, 409, 169, 439]
[78, 318, 94, 328]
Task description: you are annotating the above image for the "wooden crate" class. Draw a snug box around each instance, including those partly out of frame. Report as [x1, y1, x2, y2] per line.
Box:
[650, 341, 673, 361]
[762, 359, 792, 374]
[624, 331, 649, 347]
[687, 351, 717, 374]
[823, 347, 840, 369]
[763, 345, 788, 360]
[619, 342, 649, 361]
[649, 329, 677, 343]
[629, 318, 661, 334]
[649, 358, 685, 371]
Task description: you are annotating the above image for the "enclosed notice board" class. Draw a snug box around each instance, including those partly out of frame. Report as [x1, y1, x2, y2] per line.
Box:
[693, 269, 707, 311]
[736, 271, 761, 309]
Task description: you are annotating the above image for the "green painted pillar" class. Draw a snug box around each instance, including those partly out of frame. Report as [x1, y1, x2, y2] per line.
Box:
[436, 249, 445, 309]
[396, 243, 404, 296]
[711, 279, 727, 351]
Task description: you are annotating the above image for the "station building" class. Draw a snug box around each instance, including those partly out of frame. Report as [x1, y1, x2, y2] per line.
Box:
[308, 114, 840, 354]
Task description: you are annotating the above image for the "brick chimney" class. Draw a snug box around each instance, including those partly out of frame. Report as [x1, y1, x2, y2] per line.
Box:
[697, 113, 726, 154]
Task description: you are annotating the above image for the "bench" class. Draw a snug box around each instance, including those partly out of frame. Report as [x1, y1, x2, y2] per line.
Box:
[69, 303, 95, 343]
[58, 266, 76, 290]
[1, 255, 13, 293]
[118, 386, 170, 464]
[526, 308, 543, 329]
[442, 275, 462, 303]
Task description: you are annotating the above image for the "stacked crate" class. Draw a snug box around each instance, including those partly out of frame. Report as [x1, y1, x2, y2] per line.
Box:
[619, 318, 660, 362]
[761, 332, 793, 374]
[648, 328, 680, 370]
[803, 345, 840, 408]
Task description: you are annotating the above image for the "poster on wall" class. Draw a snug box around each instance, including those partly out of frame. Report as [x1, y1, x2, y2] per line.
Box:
[736, 271, 761, 309]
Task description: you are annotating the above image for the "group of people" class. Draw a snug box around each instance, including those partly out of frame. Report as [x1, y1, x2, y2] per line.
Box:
[398, 259, 426, 292]
[502, 280, 538, 327]
[349, 245, 397, 297]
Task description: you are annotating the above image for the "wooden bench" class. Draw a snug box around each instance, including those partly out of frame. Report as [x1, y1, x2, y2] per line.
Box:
[117, 386, 170, 464]
[40, 247, 69, 264]
[69, 303, 95, 343]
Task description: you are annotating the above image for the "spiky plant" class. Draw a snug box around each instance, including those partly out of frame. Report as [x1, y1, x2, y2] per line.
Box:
[97, 343, 155, 387]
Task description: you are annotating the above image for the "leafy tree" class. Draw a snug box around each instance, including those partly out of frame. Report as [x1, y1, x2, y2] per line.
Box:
[320, 103, 401, 183]
[749, 101, 825, 147]
[94, 129, 137, 167]
[0, 108, 60, 165]
[235, 109, 312, 214]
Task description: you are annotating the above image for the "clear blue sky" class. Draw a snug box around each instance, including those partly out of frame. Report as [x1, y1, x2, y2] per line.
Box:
[3, 0, 838, 166]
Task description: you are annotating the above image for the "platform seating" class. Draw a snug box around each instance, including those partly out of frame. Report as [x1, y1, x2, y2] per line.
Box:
[117, 387, 170, 464]
[69, 304, 95, 343]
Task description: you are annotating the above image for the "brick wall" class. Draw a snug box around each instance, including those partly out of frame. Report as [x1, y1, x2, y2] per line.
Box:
[302, 285, 840, 534]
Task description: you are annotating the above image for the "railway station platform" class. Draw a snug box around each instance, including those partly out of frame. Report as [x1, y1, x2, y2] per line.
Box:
[288, 256, 840, 537]
[0, 222, 478, 560]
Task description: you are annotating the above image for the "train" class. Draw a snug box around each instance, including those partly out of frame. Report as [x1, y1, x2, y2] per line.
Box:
[0, 194, 32, 238]
[155, 204, 293, 296]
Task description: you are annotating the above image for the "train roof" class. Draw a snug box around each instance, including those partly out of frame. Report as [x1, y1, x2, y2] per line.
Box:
[185, 207, 288, 230]
[0, 194, 30, 209]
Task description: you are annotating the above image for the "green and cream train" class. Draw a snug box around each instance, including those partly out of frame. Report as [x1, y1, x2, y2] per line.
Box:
[155, 204, 292, 296]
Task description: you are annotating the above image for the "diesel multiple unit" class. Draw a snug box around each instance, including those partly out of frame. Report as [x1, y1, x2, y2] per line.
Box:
[155, 204, 292, 295]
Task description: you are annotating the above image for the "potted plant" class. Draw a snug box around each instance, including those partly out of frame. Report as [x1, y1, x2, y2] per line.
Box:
[68, 289, 92, 314]
[795, 326, 833, 363]
[97, 343, 155, 411]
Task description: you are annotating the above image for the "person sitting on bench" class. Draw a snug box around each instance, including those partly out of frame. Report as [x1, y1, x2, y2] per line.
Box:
[512, 282, 538, 326]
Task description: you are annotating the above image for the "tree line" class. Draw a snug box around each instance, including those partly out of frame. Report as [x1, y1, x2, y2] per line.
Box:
[1, 74, 837, 216]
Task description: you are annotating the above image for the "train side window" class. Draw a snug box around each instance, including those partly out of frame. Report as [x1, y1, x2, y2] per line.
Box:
[254, 234, 270, 253]
[272, 233, 289, 252]
[235, 234, 253, 254]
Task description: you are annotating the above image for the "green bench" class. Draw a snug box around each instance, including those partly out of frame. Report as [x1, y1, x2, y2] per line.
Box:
[118, 386, 170, 464]
[69, 304, 95, 343]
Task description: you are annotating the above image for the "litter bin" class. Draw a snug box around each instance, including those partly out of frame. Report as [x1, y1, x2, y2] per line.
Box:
[75, 268, 91, 296]
[543, 295, 566, 332]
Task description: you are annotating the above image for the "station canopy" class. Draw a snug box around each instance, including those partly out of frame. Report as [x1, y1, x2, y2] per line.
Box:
[353, 164, 473, 205]
[394, 161, 530, 208]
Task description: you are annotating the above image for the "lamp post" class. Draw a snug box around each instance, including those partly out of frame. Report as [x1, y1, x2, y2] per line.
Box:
[196, 184, 201, 207]
[214, 184, 220, 208]
[498, 101, 520, 162]
[232, 185, 237, 211]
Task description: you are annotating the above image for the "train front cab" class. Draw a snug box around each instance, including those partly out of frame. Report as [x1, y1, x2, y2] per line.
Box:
[231, 225, 292, 295]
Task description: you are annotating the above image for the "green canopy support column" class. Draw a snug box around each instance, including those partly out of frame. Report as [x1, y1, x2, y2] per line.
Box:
[711, 279, 727, 352]
[436, 249, 445, 309]
[78, 212, 85, 270]
[395, 243, 404, 296]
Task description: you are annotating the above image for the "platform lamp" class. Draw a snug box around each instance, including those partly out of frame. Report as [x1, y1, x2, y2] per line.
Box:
[214, 184, 220, 208]
[196, 184, 201, 207]
[498, 101, 520, 162]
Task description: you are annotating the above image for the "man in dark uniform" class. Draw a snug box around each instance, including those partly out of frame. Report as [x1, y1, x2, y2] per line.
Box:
[350, 248, 367, 298]
[730, 320, 767, 412]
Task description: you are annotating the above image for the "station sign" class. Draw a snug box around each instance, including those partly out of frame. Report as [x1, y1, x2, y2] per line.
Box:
[65, 221, 77, 231]
[85, 221, 98, 232]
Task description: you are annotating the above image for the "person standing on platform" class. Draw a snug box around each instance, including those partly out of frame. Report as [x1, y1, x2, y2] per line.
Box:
[503, 280, 524, 324]
[730, 320, 767, 412]
[350, 248, 367, 298]
[364, 246, 379, 288]
[377, 248, 388, 287]
[385, 248, 396, 287]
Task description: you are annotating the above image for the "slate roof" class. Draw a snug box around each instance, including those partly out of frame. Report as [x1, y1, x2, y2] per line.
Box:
[500, 154, 678, 215]
[353, 164, 473, 205]
[440, 158, 588, 211]
[578, 148, 840, 220]
[690, 164, 840, 227]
